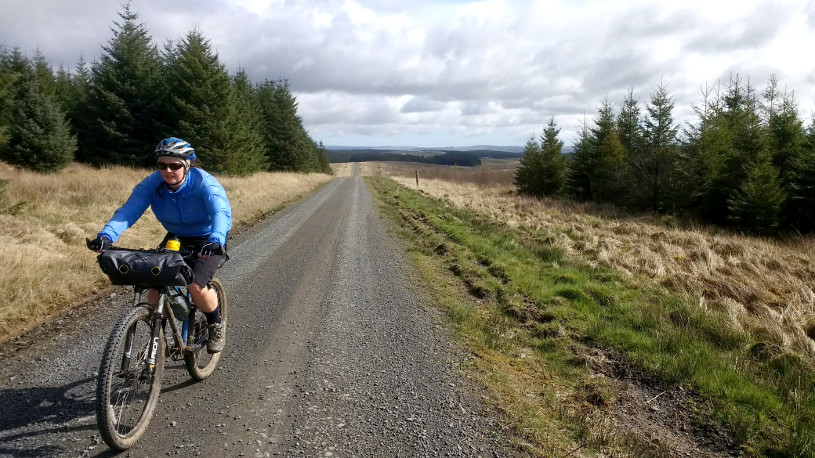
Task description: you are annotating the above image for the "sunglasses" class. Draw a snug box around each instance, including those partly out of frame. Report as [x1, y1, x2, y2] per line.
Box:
[157, 162, 184, 171]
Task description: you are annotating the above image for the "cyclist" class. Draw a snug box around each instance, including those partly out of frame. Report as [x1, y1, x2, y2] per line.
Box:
[88, 137, 231, 353]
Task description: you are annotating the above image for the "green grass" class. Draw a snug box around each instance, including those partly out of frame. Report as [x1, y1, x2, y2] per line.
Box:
[368, 177, 815, 457]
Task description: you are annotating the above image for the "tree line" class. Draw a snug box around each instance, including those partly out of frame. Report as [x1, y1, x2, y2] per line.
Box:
[515, 77, 815, 234]
[0, 3, 331, 176]
[326, 149, 488, 166]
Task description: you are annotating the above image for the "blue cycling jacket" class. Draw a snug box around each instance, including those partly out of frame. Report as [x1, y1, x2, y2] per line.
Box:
[98, 168, 232, 245]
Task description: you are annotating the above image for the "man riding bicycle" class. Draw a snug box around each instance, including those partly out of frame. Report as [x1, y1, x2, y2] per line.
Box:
[88, 137, 231, 353]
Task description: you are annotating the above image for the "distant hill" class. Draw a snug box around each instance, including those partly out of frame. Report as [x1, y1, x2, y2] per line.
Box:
[326, 145, 525, 154]
[325, 146, 523, 166]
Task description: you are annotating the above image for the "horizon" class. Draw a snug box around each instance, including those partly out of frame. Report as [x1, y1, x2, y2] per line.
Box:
[323, 144, 524, 149]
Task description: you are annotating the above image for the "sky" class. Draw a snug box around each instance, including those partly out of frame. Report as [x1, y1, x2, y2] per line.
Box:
[1, 0, 814, 148]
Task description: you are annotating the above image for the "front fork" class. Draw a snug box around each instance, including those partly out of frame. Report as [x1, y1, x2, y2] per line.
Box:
[132, 287, 193, 366]
[146, 292, 166, 368]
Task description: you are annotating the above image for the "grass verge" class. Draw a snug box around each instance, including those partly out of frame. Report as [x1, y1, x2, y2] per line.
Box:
[368, 176, 815, 457]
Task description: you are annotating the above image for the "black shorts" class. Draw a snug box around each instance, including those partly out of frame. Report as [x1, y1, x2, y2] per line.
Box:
[160, 233, 227, 287]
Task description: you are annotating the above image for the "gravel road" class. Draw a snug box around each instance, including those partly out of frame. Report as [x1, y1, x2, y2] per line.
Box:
[0, 173, 505, 457]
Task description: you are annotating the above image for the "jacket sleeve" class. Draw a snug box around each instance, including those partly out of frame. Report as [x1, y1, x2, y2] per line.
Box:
[98, 175, 157, 243]
[203, 176, 232, 245]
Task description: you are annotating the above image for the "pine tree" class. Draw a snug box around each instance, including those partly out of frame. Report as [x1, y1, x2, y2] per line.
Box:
[538, 117, 567, 195]
[727, 156, 785, 234]
[589, 99, 627, 204]
[783, 146, 815, 232]
[54, 65, 74, 109]
[256, 79, 313, 172]
[615, 89, 642, 207]
[164, 28, 235, 172]
[682, 76, 770, 225]
[718, 76, 772, 226]
[634, 82, 680, 211]
[0, 74, 9, 148]
[762, 76, 806, 180]
[806, 115, 815, 150]
[0, 48, 18, 149]
[0, 47, 32, 78]
[222, 69, 268, 175]
[80, 2, 165, 166]
[0, 48, 32, 137]
[32, 50, 56, 97]
[566, 119, 592, 200]
[54, 58, 91, 142]
[678, 84, 728, 214]
[0, 47, 76, 171]
[314, 140, 333, 174]
[723, 76, 765, 161]
[1, 80, 76, 172]
[514, 136, 544, 197]
[616, 88, 644, 157]
[303, 137, 332, 174]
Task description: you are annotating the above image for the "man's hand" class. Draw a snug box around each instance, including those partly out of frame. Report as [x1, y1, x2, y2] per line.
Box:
[199, 241, 224, 258]
[87, 235, 111, 252]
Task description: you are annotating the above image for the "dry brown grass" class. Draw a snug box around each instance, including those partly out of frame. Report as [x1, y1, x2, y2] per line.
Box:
[329, 162, 355, 177]
[361, 161, 815, 356]
[363, 159, 517, 188]
[0, 161, 334, 342]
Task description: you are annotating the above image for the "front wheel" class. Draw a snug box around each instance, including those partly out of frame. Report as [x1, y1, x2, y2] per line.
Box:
[96, 304, 164, 451]
[184, 278, 227, 380]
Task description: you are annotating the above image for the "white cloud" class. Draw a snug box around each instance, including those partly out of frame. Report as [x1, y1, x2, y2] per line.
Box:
[1, 0, 814, 147]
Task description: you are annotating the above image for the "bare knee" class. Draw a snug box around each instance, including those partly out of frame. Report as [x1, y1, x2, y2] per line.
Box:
[188, 282, 217, 313]
[188, 282, 205, 295]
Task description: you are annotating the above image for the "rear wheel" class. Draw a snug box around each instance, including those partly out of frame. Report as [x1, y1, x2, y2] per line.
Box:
[184, 278, 227, 380]
[96, 305, 164, 451]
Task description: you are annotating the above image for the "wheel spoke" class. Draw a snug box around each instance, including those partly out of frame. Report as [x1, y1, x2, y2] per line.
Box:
[97, 306, 164, 450]
[184, 278, 226, 380]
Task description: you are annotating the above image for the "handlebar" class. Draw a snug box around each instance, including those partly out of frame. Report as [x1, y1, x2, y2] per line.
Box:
[86, 237, 221, 258]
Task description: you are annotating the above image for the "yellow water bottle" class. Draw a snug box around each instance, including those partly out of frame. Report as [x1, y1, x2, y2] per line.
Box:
[165, 235, 181, 251]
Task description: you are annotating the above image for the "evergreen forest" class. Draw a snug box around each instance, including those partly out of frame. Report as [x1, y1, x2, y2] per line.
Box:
[515, 81, 815, 234]
[0, 4, 332, 176]
[3, 3, 814, 235]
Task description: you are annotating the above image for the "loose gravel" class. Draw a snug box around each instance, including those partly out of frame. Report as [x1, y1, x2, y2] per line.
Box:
[0, 175, 508, 457]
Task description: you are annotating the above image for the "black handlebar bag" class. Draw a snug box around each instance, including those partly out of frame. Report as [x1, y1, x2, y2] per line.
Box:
[97, 249, 193, 286]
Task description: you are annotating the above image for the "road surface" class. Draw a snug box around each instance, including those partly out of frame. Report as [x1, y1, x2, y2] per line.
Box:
[0, 172, 504, 457]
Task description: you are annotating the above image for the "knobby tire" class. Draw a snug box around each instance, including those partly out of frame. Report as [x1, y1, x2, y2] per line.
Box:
[184, 278, 227, 380]
[95, 304, 165, 451]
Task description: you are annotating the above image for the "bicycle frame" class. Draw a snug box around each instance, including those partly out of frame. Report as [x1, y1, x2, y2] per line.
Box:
[131, 285, 208, 364]
[95, 246, 227, 451]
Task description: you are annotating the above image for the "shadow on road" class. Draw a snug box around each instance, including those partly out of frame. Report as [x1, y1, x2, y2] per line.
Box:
[0, 444, 71, 457]
[0, 376, 97, 455]
[0, 376, 95, 433]
[0, 368, 203, 457]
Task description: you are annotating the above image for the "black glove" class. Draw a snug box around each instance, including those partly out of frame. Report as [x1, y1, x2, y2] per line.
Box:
[199, 241, 224, 257]
[87, 235, 111, 252]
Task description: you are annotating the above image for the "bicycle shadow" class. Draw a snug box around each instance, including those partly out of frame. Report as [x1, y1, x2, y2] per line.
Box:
[0, 377, 97, 455]
[160, 359, 204, 394]
[0, 366, 204, 457]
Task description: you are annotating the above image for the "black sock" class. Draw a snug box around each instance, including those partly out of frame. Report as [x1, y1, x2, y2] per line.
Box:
[204, 307, 221, 325]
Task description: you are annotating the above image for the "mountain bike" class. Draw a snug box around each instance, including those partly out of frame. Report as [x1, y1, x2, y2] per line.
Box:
[90, 246, 227, 451]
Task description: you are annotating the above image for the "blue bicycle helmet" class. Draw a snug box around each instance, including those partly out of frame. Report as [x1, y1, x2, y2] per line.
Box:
[155, 137, 195, 160]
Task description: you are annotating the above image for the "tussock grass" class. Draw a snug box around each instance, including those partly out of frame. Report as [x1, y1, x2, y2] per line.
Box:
[368, 162, 815, 357]
[366, 168, 815, 457]
[0, 161, 333, 342]
[363, 159, 517, 188]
